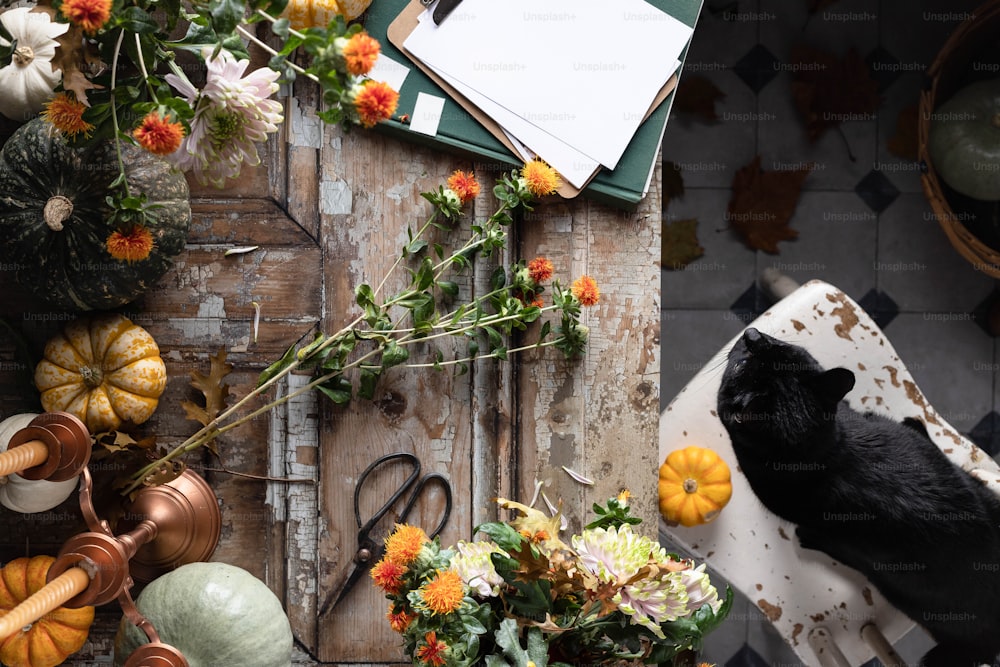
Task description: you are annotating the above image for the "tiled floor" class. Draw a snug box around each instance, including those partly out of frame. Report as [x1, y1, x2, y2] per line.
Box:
[660, 1, 998, 665]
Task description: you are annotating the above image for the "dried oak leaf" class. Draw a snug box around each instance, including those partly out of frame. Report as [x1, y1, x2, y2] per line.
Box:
[93, 430, 156, 453]
[674, 75, 726, 122]
[727, 155, 812, 254]
[789, 45, 879, 143]
[887, 104, 919, 162]
[181, 349, 233, 440]
[31, 2, 101, 104]
[662, 218, 704, 270]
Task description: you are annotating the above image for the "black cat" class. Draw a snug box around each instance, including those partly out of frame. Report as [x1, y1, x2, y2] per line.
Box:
[716, 327, 1000, 667]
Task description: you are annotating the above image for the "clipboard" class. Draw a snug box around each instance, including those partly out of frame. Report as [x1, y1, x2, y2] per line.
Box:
[386, 0, 680, 201]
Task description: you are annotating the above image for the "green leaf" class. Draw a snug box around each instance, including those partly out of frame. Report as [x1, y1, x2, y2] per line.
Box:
[492, 618, 550, 666]
[257, 342, 296, 387]
[406, 238, 428, 255]
[116, 6, 160, 33]
[381, 340, 409, 368]
[358, 367, 380, 400]
[296, 333, 328, 362]
[415, 257, 435, 291]
[317, 375, 353, 404]
[209, 0, 245, 36]
[437, 280, 459, 298]
[489, 265, 507, 291]
[461, 616, 488, 635]
[270, 17, 291, 38]
[473, 521, 524, 552]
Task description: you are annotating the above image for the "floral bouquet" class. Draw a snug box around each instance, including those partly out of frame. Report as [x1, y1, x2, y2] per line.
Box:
[371, 492, 731, 667]
[0, 0, 397, 200]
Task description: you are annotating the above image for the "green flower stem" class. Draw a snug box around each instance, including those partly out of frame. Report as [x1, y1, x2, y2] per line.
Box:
[385, 338, 565, 368]
[373, 214, 439, 298]
[254, 7, 308, 40]
[235, 24, 317, 83]
[108, 28, 131, 199]
[133, 33, 157, 100]
[394, 306, 558, 347]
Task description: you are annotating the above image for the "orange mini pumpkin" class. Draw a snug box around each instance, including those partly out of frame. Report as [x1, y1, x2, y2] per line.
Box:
[34, 313, 167, 433]
[659, 446, 733, 527]
[0, 556, 95, 667]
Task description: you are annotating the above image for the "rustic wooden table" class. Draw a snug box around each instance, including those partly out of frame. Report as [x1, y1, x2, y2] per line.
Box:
[0, 71, 661, 664]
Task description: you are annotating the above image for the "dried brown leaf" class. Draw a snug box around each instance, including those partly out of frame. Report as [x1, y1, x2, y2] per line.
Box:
[789, 45, 879, 143]
[181, 349, 233, 428]
[674, 75, 726, 122]
[32, 3, 101, 104]
[727, 156, 812, 254]
[93, 430, 156, 453]
[887, 104, 919, 162]
[662, 218, 704, 270]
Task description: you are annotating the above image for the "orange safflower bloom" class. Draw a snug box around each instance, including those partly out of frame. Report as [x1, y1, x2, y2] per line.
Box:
[446, 170, 481, 205]
[60, 0, 112, 33]
[419, 569, 464, 615]
[354, 81, 399, 128]
[571, 275, 600, 307]
[133, 112, 185, 155]
[41, 93, 94, 139]
[342, 32, 381, 76]
[386, 604, 416, 633]
[530, 297, 545, 309]
[106, 226, 155, 263]
[384, 524, 429, 566]
[521, 159, 560, 197]
[370, 557, 407, 594]
[415, 631, 449, 666]
[527, 257, 554, 283]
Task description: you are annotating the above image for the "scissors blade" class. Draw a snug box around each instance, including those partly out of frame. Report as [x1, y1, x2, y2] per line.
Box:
[318, 543, 382, 617]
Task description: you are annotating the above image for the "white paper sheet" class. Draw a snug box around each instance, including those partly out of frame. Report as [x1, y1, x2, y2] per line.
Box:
[404, 0, 692, 170]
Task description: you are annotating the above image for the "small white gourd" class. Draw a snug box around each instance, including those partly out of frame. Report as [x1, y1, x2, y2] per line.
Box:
[0, 413, 80, 513]
[0, 7, 69, 121]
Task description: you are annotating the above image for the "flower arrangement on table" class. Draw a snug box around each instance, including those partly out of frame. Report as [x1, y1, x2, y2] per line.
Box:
[0, 0, 397, 232]
[371, 492, 732, 667]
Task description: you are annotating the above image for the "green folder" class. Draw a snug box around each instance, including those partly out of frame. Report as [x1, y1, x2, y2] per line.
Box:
[363, 0, 702, 211]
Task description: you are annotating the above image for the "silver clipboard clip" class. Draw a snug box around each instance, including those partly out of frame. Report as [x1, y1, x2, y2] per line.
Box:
[419, 0, 463, 25]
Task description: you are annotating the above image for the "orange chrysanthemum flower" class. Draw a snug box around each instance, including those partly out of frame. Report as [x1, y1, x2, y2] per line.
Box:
[354, 81, 399, 128]
[386, 604, 416, 633]
[370, 557, 407, 594]
[527, 257, 554, 283]
[41, 93, 94, 139]
[571, 275, 600, 307]
[133, 112, 185, 155]
[106, 225, 155, 263]
[342, 32, 381, 77]
[415, 631, 449, 667]
[419, 569, 464, 615]
[446, 170, 481, 205]
[521, 159, 560, 197]
[60, 0, 112, 33]
[530, 297, 545, 309]
[384, 524, 429, 566]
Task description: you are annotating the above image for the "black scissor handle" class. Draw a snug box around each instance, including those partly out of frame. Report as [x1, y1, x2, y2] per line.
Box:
[354, 452, 421, 533]
[399, 472, 453, 539]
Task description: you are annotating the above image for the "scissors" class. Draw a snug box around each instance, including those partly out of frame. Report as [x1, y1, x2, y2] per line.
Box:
[320, 452, 452, 616]
[419, 0, 463, 24]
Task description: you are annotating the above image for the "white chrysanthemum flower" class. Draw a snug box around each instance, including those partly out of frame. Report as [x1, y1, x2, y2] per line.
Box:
[165, 48, 284, 187]
[448, 541, 505, 597]
[572, 524, 689, 638]
[679, 562, 723, 616]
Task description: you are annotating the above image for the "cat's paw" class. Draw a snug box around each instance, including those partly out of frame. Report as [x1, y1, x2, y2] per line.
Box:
[794, 525, 822, 551]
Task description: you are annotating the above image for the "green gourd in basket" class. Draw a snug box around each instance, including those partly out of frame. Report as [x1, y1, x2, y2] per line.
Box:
[928, 78, 1000, 202]
[0, 117, 191, 310]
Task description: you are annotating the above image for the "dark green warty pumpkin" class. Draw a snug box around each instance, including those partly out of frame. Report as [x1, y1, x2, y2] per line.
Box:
[0, 118, 191, 311]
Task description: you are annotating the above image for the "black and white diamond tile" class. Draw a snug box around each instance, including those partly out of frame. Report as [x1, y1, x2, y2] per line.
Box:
[854, 169, 900, 213]
[732, 44, 781, 94]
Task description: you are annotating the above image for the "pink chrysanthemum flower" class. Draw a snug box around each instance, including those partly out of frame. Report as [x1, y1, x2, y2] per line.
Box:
[164, 48, 284, 187]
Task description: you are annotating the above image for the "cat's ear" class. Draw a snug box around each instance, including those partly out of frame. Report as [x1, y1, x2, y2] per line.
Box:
[813, 368, 856, 403]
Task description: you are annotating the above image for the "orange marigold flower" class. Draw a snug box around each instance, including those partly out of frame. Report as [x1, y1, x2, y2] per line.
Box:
[446, 170, 481, 205]
[60, 0, 112, 33]
[384, 524, 429, 566]
[41, 93, 94, 139]
[419, 569, 464, 615]
[342, 32, 381, 76]
[386, 604, 416, 633]
[530, 297, 545, 309]
[354, 81, 399, 128]
[370, 557, 407, 594]
[415, 631, 449, 666]
[106, 225, 155, 263]
[571, 275, 600, 307]
[527, 257, 554, 283]
[133, 112, 185, 155]
[521, 159, 560, 197]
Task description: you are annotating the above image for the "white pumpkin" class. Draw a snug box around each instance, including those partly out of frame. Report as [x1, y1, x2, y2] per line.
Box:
[0, 413, 80, 513]
[0, 7, 69, 121]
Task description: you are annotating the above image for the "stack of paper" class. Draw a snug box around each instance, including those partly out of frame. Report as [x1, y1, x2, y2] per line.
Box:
[401, 0, 693, 190]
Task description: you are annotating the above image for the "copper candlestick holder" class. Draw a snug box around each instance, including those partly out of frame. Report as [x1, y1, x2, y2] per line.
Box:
[0, 460, 222, 667]
[0, 412, 91, 482]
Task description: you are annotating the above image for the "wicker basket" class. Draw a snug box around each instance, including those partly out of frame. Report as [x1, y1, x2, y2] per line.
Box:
[919, 0, 1000, 277]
